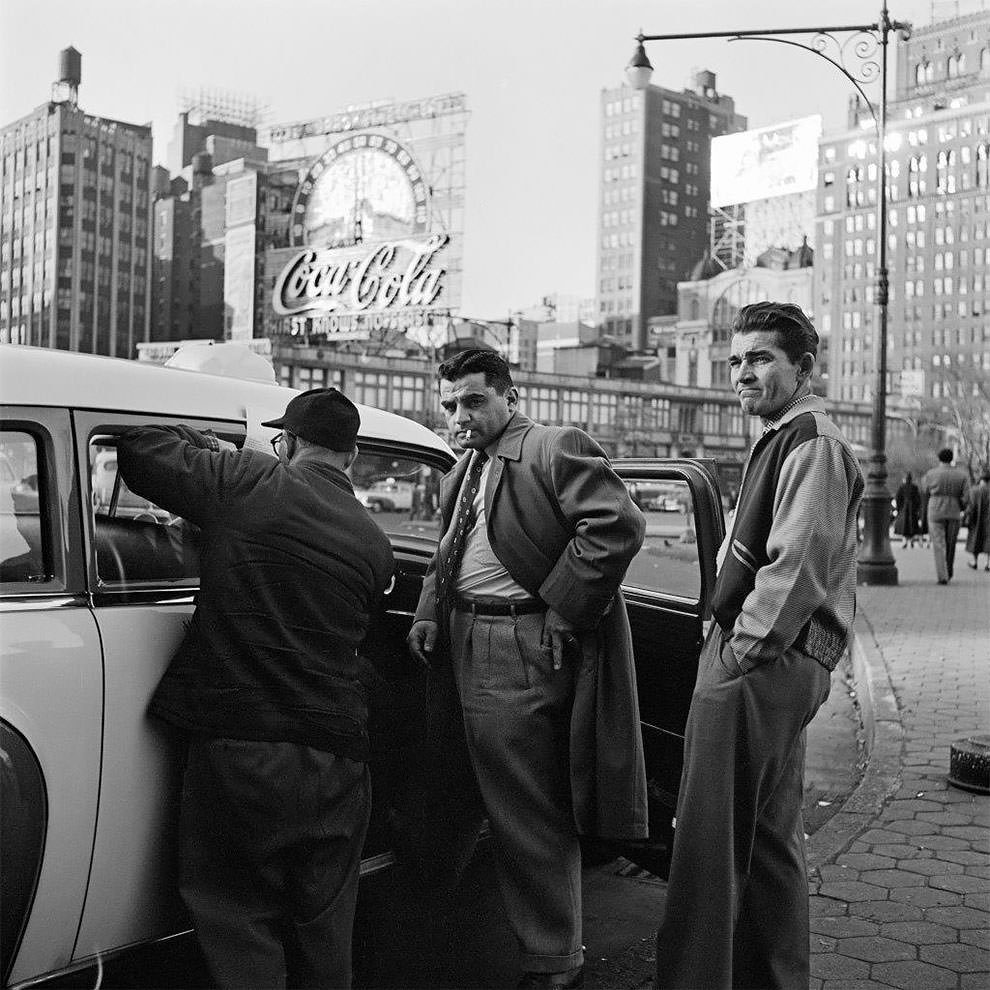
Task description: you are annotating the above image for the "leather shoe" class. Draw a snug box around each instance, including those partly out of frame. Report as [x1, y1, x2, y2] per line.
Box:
[517, 966, 584, 989]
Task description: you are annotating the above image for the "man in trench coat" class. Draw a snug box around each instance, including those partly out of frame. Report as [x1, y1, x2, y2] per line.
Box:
[408, 348, 647, 990]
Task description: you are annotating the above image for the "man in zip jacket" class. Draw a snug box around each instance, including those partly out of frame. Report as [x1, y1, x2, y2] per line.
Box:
[656, 302, 864, 990]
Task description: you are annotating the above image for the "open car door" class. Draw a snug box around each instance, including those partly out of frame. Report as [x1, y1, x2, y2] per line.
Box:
[609, 457, 725, 878]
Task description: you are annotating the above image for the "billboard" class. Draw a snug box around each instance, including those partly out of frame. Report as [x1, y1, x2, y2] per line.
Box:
[264, 93, 466, 344]
[711, 115, 822, 208]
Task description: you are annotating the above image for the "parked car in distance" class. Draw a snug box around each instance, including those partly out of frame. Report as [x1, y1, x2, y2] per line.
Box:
[354, 478, 415, 513]
[1, 344, 724, 989]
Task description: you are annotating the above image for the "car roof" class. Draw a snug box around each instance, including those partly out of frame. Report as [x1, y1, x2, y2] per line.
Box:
[0, 344, 452, 458]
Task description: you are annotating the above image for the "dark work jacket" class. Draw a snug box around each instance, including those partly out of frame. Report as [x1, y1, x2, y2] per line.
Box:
[117, 425, 394, 760]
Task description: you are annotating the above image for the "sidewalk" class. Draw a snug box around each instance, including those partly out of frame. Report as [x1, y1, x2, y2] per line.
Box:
[807, 544, 990, 989]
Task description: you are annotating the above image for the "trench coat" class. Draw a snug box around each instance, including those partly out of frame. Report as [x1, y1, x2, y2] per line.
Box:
[415, 412, 648, 840]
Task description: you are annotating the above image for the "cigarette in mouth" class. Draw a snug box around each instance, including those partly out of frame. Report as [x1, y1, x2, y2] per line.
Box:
[464, 429, 472, 440]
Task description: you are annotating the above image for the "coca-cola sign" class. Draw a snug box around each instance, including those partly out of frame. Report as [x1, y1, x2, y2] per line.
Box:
[273, 233, 449, 317]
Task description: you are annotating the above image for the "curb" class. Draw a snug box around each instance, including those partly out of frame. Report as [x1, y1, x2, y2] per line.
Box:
[806, 610, 905, 871]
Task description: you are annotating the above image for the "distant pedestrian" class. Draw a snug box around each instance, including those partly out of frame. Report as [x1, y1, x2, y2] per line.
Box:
[893, 472, 922, 547]
[965, 471, 990, 571]
[922, 448, 970, 584]
[655, 302, 864, 990]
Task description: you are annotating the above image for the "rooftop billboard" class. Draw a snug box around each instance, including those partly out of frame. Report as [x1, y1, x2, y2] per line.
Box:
[711, 115, 822, 208]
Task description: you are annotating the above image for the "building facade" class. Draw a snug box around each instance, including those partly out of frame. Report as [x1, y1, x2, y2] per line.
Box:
[1, 50, 153, 355]
[816, 9, 990, 407]
[595, 71, 746, 351]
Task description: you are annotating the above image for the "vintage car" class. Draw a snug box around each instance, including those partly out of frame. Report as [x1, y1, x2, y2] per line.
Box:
[0, 344, 724, 988]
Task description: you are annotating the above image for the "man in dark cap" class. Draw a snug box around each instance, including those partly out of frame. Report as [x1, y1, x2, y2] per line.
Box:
[117, 388, 394, 989]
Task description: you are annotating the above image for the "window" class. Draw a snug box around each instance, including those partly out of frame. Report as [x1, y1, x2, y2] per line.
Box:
[88, 437, 201, 586]
[0, 430, 50, 583]
[349, 451, 446, 540]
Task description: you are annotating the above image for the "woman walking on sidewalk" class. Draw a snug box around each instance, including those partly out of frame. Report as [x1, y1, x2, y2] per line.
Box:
[894, 472, 922, 548]
[965, 471, 990, 570]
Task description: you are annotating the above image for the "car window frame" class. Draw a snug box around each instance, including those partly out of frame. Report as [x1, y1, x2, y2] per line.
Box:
[613, 457, 725, 619]
[0, 407, 81, 599]
[72, 411, 247, 606]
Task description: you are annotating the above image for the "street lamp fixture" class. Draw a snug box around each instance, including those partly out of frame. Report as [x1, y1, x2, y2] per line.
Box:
[627, 4, 911, 585]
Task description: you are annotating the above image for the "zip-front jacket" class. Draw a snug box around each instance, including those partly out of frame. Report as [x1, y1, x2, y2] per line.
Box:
[713, 395, 864, 674]
[118, 425, 394, 760]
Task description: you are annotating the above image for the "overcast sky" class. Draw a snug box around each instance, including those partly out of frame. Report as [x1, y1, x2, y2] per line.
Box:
[0, 0, 960, 318]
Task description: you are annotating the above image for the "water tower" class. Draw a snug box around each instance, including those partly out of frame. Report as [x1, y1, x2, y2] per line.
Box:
[51, 46, 81, 106]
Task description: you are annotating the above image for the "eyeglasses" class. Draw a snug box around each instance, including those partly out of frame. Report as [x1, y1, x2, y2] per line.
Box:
[269, 432, 284, 454]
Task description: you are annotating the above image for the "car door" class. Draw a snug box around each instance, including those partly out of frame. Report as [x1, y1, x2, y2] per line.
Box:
[610, 457, 725, 877]
[1, 409, 103, 988]
[69, 411, 245, 966]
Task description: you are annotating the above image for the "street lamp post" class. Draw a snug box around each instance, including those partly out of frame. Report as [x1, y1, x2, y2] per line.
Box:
[627, 4, 910, 585]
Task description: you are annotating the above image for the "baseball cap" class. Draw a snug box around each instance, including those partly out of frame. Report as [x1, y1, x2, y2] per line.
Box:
[261, 388, 360, 451]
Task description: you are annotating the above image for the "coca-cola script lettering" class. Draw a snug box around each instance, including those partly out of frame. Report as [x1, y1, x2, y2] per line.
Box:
[274, 234, 449, 316]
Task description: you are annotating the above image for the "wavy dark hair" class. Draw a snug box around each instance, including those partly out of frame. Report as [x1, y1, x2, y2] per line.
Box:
[438, 348, 514, 394]
[732, 301, 819, 364]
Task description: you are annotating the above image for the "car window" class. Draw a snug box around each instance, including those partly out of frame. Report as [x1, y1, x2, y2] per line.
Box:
[350, 450, 445, 540]
[0, 431, 51, 584]
[624, 478, 701, 602]
[89, 437, 201, 586]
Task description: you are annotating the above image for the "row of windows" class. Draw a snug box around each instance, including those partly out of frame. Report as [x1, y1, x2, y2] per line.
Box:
[912, 47, 989, 86]
[603, 164, 639, 182]
[603, 119, 640, 139]
[604, 94, 643, 116]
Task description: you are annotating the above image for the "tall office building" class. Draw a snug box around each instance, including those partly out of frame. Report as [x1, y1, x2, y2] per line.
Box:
[595, 71, 746, 352]
[0, 48, 153, 355]
[816, 9, 990, 406]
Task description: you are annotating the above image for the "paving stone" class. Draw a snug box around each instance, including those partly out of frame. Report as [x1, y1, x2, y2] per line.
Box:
[963, 891, 990, 911]
[851, 900, 923, 923]
[889, 886, 961, 907]
[810, 916, 879, 939]
[916, 834, 970, 850]
[882, 800, 948, 816]
[960, 927, 990, 951]
[836, 936, 916, 962]
[836, 854, 897, 871]
[929, 873, 990, 894]
[942, 826, 989, 845]
[869, 843, 933, 860]
[809, 896, 849, 917]
[962, 973, 990, 990]
[819, 881, 889, 902]
[879, 921, 958, 944]
[858, 828, 910, 844]
[919, 942, 990, 971]
[891, 820, 939, 836]
[963, 864, 990, 878]
[819, 864, 861, 882]
[859, 869, 926, 887]
[809, 954, 870, 981]
[897, 858, 965, 876]
[932, 849, 987, 865]
[870, 959, 957, 989]
[820, 982, 883, 990]
[924, 905, 990, 928]
[917, 810, 979, 827]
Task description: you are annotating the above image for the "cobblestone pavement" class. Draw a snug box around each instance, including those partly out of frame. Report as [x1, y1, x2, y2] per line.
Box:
[808, 544, 990, 990]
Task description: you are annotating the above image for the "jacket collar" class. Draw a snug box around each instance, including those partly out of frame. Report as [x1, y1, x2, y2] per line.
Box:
[761, 393, 825, 434]
[487, 411, 535, 462]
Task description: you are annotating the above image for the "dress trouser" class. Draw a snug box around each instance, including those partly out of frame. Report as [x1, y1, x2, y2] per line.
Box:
[178, 737, 370, 989]
[449, 606, 584, 974]
[929, 515, 961, 582]
[656, 625, 831, 990]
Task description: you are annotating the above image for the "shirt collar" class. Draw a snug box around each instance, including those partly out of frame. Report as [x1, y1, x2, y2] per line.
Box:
[761, 392, 824, 435]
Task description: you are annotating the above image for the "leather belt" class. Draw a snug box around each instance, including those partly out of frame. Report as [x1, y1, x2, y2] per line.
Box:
[454, 596, 545, 617]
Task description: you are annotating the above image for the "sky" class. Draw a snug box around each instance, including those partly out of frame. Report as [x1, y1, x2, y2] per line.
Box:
[0, 0, 964, 319]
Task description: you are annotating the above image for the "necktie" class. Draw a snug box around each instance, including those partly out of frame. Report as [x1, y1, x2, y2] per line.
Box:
[436, 450, 487, 611]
